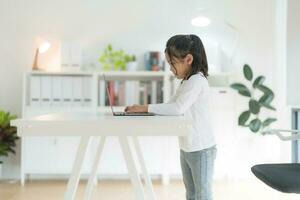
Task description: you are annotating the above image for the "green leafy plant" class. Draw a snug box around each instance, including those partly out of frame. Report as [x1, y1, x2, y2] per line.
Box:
[98, 44, 135, 71]
[0, 110, 18, 164]
[230, 64, 277, 133]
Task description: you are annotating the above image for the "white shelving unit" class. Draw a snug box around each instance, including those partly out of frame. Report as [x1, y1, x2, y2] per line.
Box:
[21, 70, 176, 185]
[20, 70, 234, 185]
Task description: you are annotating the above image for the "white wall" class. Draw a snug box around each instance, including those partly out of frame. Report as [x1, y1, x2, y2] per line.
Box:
[0, 0, 288, 180]
[287, 0, 300, 106]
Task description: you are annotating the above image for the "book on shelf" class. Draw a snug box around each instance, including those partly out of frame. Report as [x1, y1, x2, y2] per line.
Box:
[104, 80, 131, 106]
[99, 80, 164, 107]
[156, 81, 164, 103]
[139, 81, 149, 105]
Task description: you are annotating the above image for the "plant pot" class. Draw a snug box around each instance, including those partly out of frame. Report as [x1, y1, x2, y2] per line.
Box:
[126, 61, 138, 71]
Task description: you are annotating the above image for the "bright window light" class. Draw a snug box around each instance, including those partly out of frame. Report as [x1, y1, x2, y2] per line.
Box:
[191, 16, 211, 27]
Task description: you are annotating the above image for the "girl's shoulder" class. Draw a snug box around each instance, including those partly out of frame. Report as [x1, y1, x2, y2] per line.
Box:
[189, 73, 210, 88]
[188, 72, 207, 83]
[181, 73, 208, 88]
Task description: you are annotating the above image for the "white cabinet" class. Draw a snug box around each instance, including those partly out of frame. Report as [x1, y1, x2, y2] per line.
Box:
[24, 137, 57, 173]
[23, 136, 92, 173]
[209, 88, 238, 179]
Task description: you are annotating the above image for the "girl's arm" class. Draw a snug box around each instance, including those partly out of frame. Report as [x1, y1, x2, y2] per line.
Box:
[125, 76, 203, 115]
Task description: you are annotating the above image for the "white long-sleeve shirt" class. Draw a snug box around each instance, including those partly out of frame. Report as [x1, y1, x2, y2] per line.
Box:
[148, 72, 216, 152]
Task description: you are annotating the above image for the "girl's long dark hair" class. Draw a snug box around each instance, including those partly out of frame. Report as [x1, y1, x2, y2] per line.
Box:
[165, 34, 209, 79]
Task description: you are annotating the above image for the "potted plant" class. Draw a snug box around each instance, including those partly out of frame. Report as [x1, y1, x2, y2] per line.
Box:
[230, 64, 277, 133]
[0, 110, 18, 178]
[98, 44, 135, 71]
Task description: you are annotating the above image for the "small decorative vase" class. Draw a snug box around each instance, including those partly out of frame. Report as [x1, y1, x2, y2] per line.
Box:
[126, 61, 138, 71]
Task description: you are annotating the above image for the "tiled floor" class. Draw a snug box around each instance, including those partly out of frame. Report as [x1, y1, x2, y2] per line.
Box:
[0, 179, 298, 200]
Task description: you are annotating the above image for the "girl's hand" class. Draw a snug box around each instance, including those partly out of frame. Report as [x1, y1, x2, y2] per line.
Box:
[125, 105, 148, 113]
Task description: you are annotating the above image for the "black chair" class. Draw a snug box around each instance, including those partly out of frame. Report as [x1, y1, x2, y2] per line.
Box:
[251, 129, 300, 194]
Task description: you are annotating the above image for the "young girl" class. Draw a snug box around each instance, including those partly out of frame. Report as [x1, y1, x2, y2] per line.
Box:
[125, 34, 217, 200]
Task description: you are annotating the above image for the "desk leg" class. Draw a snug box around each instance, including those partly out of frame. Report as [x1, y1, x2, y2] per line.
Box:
[132, 136, 157, 200]
[119, 136, 145, 200]
[84, 136, 106, 200]
[162, 137, 170, 185]
[65, 136, 90, 200]
[20, 136, 25, 186]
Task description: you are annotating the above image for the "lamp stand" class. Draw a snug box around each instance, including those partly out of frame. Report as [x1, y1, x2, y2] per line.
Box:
[32, 48, 39, 70]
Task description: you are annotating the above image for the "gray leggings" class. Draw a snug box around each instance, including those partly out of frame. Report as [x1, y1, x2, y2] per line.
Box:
[180, 146, 217, 200]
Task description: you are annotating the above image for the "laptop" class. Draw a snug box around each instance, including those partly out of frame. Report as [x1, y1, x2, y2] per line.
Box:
[103, 74, 155, 116]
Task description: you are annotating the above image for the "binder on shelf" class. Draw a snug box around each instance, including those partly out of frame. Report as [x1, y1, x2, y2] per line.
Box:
[103, 80, 127, 106]
[107, 81, 115, 106]
[114, 80, 119, 106]
[139, 82, 147, 105]
[52, 76, 63, 106]
[82, 76, 92, 107]
[151, 81, 157, 104]
[112, 80, 126, 106]
[147, 82, 151, 104]
[139, 81, 151, 105]
[125, 81, 139, 105]
[99, 80, 105, 106]
[157, 81, 164, 103]
[62, 76, 73, 106]
[40, 76, 52, 106]
[72, 76, 83, 107]
[30, 76, 41, 106]
[61, 42, 81, 72]
[118, 81, 126, 106]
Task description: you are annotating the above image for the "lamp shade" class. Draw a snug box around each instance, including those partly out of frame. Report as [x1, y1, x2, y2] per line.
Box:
[32, 41, 51, 70]
[38, 42, 51, 54]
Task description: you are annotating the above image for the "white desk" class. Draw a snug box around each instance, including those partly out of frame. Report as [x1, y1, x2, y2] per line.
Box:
[11, 111, 191, 200]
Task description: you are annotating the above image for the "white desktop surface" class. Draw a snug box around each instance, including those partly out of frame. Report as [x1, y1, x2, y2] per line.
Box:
[11, 111, 191, 200]
[11, 111, 191, 137]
